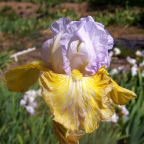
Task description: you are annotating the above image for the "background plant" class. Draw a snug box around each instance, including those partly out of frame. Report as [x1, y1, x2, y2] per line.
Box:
[0, 51, 13, 73]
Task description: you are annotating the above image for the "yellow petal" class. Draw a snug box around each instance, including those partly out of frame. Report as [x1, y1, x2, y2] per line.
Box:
[53, 121, 83, 144]
[39, 66, 114, 133]
[3, 61, 48, 92]
[109, 80, 137, 105]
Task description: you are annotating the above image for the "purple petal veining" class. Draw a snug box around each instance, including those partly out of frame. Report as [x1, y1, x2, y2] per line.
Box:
[41, 16, 114, 76]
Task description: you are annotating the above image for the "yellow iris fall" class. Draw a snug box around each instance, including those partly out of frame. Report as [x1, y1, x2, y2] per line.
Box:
[3, 60, 136, 144]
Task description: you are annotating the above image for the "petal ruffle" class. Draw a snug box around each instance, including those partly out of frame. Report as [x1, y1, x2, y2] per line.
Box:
[41, 16, 114, 76]
[39, 66, 114, 133]
[109, 80, 136, 105]
[3, 61, 48, 92]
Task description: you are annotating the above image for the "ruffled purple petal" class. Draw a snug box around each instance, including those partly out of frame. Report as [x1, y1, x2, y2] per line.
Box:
[51, 17, 70, 34]
[41, 16, 114, 76]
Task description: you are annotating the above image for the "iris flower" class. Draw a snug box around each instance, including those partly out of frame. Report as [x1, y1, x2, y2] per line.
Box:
[4, 16, 136, 144]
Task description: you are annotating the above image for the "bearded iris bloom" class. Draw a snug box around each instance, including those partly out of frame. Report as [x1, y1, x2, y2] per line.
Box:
[4, 16, 136, 144]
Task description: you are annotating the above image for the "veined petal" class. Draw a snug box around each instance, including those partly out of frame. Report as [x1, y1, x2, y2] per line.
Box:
[41, 34, 68, 74]
[109, 80, 137, 105]
[39, 66, 114, 133]
[41, 16, 114, 76]
[3, 61, 48, 92]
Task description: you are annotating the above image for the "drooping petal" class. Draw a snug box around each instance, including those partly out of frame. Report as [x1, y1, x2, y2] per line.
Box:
[39, 66, 114, 133]
[3, 61, 48, 92]
[109, 80, 137, 105]
[53, 121, 83, 144]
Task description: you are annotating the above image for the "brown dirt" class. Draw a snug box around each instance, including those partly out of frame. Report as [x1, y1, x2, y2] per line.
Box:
[0, 29, 53, 52]
[0, 2, 41, 18]
[110, 57, 130, 70]
[49, 2, 89, 15]
[107, 26, 144, 40]
[50, 2, 144, 16]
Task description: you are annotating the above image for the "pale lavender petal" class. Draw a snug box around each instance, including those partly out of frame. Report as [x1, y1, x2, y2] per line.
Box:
[41, 38, 53, 64]
[51, 17, 70, 34]
[41, 35, 65, 74]
[41, 16, 114, 75]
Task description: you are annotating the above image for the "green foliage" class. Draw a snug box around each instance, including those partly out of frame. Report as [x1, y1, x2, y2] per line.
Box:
[0, 17, 44, 36]
[117, 46, 136, 58]
[0, 51, 13, 73]
[80, 123, 120, 144]
[94, 8, 141, 27]
[0, 6, 20, 20]
[0, 82, 59, 144]
[134, 11, 144, 26]
[0, 9, 80, 37]
[117, 72, 144, 144]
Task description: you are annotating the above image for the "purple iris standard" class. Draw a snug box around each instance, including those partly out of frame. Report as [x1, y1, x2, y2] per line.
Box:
[41, 16, 114, 76]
